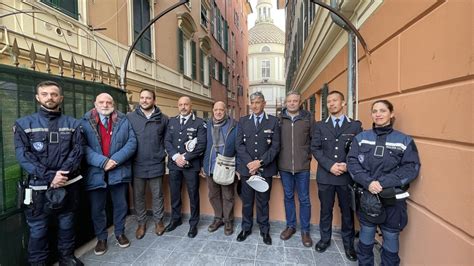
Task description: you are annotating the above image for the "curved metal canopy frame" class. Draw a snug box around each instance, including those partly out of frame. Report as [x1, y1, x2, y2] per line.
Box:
[120, 0, 189, 90]
[310, 0, 371, 55]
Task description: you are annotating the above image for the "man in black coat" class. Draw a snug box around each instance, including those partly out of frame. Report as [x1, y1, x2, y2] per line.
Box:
[127, 89, 168, 239]
[311, 90, 362, 261]
[236, 91, 280, 245]
[164, 96, 206, 238]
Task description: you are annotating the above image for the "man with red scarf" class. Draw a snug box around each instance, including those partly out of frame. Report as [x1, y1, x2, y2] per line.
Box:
[81, 93, 137, 256]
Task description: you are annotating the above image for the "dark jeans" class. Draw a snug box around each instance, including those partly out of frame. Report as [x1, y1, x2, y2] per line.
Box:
[357, 200, 408, 266]
[25, 191, 76, 264]
[318, 183, 355, 248]
[240, 175, 273, 234]
[280, 171, 311, 232]
[133, 176, 164, 224]
[207, 175, 235, 223]
[89, 183, 129, 240]
[169, 170, 200, 227]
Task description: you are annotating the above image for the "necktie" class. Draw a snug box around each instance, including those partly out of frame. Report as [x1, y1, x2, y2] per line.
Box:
[255, 116, 261, 129]
[181, 117, 186, 130]
[335, 118, 341, 131]
[103, 117, 108, 130]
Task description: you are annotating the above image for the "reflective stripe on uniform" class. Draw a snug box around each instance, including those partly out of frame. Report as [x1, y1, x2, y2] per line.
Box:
[24, 128, 49, 133]
[359, 139, 376, 146]
[385, 142, 407, 151]
[59, 127, 76, 132]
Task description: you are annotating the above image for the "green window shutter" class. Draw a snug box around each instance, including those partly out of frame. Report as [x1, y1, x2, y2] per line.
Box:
[321, 83, 329, 120]
[216, 9, 221, 43]
[224, 21, 228, 51]
[219, 62, 223, 82]
[200, 50, 204, 83]
[191, 40, 197, 79]
[178, 29, 184, 73]
[210, 4, 215, 36]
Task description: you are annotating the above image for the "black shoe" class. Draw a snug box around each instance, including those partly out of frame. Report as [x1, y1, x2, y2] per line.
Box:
[345, 247, 358, 261]
[315, 240, 330, 253]
[188, 226, 198, 238]
[260, 232, 272, 245]
[165, 220, 183, 232]
[236, 230, 252, 242]
[59, 256, 84, 266]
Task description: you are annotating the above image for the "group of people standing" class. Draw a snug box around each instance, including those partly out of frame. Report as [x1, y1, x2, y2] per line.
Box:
[14, 80, 420, 266]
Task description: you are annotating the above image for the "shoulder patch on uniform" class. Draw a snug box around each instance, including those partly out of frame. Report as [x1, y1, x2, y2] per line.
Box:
[203, 122, 207, 129]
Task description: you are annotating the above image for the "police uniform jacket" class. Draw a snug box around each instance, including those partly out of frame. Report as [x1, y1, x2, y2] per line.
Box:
[14, 107, 84, 187]
[164, 113, 206, 171]
[81, 109, 137, 191]
[347, 124, 420, 190]
[236, 112, 280, 177]
[127, 106, 168, 178]
[311, 116, 362, 185]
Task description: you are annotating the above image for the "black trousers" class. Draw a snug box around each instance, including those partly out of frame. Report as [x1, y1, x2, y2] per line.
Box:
[318, 183, 355, 248]
[169, 170, 200, 227]
[240, 176, 273, 234]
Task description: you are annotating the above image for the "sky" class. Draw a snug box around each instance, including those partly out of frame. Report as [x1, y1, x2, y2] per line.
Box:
[247, 0, 285, 31]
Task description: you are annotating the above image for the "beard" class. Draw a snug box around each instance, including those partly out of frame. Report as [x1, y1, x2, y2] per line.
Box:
[97, 107, 114, 116]
[140, 103, 154, 111]
[41, 101, 60, 111]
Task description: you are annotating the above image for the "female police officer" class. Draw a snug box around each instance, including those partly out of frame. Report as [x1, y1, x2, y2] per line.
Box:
[347, 100, 420, 265]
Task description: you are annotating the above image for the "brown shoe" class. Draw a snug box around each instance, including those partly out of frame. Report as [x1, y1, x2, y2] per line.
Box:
[301, 232, 313, 247]
[280, 227, 296, 240]
[224, 222, 234, 236]
[116, 234, 130, 248]
[94, 239, 107, 255]
[135, 224, 146, 239]
[155, 221, 165, 236]
[208, 219, 224, 232]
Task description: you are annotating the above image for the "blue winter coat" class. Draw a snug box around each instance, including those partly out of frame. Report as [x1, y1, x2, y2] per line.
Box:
[347, 124, 420, 190]
[81, 109, 137, 190]
[202, 118, 237, 176]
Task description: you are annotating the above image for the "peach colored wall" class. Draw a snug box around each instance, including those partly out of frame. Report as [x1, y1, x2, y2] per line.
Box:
[87, 0, 129, 46]
[302, 0, 473, 264]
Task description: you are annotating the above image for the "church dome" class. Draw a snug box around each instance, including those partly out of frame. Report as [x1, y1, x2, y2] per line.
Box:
[249, 23, 285, 45]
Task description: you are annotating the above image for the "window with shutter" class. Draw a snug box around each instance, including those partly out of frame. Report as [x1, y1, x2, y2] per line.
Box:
[133, 0, 152, 56]
[191, 40, 196, 79]
[178, 29, 184, 73]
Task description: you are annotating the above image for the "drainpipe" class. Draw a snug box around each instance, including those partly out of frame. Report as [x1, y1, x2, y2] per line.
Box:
[329, 0, 357, 119]
[310, 0, 370, 120]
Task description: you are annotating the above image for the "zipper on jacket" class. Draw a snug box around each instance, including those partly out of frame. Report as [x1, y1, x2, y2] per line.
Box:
[291, 121, 295, 175]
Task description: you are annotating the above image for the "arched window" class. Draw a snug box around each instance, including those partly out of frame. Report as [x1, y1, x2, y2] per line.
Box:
[261, 46, 271, 52]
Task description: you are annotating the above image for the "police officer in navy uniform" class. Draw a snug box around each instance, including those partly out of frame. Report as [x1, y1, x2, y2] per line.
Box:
[311, 90, 362, 261]
[236, 91, 280, 245]
[164, 96, 206, 238]
[347, 100, 420, 265]
[14, 81, 84, 266]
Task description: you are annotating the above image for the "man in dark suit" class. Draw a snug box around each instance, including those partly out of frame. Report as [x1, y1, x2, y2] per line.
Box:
[236, 91, 280, 245]
[164, 96, 207, 238]
[311, 90, 362, 261]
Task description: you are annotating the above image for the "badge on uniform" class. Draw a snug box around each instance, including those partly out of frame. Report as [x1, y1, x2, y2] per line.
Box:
[358, 154, 365, 163]
[33, 142, 44, 152]
[267, 139, 271, 144]
[187, 128, 197, 132]
[263, 129, 273, 134]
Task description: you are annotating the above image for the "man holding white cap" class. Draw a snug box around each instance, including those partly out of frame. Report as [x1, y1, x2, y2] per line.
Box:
[235, 91, 280, 245]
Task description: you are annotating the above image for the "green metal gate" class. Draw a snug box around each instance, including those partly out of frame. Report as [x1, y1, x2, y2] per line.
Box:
[0, 64, 128, 265]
